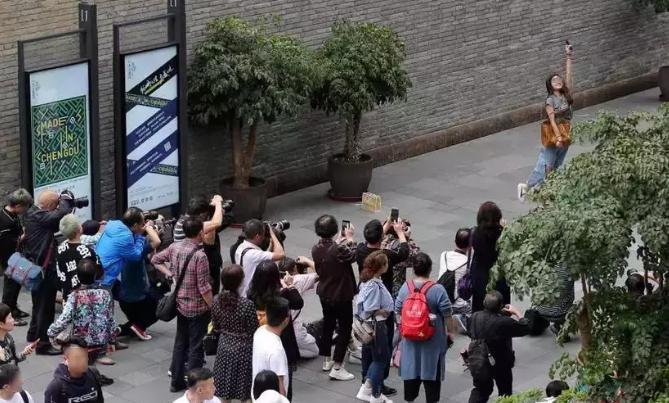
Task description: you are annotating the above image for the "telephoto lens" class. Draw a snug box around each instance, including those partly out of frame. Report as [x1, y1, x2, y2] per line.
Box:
[273, 220, 290, 231]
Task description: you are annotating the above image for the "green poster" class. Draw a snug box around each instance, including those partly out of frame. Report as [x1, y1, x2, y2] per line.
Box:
[30, 96, 89, 188]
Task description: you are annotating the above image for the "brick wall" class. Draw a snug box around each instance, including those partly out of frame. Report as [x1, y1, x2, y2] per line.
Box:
[1, 0, 668, 217]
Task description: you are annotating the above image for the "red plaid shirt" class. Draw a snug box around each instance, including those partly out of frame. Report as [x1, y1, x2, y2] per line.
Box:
[151, 239, 211, 317]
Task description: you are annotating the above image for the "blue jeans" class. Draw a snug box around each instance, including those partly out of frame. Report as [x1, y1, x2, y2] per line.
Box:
[527, 145, 569, 188]
[361, 319, 390, 397]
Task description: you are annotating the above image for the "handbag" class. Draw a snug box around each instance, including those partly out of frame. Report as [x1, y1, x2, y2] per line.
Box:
[203, 322, 219, 356]
[155, 248, 199, 322]
[352, 315, 376, 345]
[540, 120, 572, 147]
[56, 291, 78, 344]
[6, 243, 52, 291]
[456, 228, 475, 301]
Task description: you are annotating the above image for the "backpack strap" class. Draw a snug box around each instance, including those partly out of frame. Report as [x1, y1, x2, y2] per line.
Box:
[418, 280, 435, 295]
[19, 390, 28, 403]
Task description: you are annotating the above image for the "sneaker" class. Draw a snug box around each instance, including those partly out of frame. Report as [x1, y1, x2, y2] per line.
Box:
[381, 384, 397, 396]
[356, 381, 372, 401]
[131, 324, 152, 341]
[369, 394, 393, 403]
[329, 366, 355, 381]
[96, 356, 115, 366]
[167, 370, 172, 377]
[115, 341, 129, 350]
[348, 344, 362, 360]
[98, 374, 114, 386]
[12, 309, 29, 319]
[322, 357, 334, 372]
[349, 354, 362, 365]
[517, 183, 528, 202]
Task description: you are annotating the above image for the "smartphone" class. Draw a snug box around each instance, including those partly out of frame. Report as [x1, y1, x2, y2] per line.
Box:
[29, 339, 40, 349]
[342, 220, 351, 232]
[390, 208, 399, 223]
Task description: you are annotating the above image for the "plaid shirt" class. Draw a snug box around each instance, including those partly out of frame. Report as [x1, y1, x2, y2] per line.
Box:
[151, 238, 211, 317]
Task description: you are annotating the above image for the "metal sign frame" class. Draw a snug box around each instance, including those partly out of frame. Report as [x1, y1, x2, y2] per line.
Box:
[17, 3, 100, 218]
[113, 0, 187, 217]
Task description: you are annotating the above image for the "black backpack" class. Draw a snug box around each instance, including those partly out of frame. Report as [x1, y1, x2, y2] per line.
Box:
[466, 313, 494, 379]
[437, 252, 467, 303]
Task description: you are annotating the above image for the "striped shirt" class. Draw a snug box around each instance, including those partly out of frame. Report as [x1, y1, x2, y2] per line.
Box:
[533, 264, 574, 321]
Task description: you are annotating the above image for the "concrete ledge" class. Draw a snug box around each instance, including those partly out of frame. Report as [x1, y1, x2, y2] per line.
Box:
[265, 73, 658, 197]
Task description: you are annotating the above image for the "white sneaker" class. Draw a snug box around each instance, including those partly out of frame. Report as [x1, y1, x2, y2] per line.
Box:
[329, 366, 355, 381]
[322, 357, 335, 372]
[370, 394, 393, 403]
[517, 183, 528, 202]
[356, 381, 373, 401]
[349, 354, 362, 365]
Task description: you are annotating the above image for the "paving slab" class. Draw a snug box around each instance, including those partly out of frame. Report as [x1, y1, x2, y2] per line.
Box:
[6, 88, 661, 402]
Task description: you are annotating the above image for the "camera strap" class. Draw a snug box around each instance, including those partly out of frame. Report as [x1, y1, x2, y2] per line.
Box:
[239, 247, 253, 268]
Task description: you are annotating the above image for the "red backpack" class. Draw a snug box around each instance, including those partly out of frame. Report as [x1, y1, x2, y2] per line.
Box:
[400, 280, 435, 341]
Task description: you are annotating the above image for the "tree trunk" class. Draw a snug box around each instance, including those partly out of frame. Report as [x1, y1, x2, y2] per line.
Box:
[351, 112, 361, 160]
[576, 275, 594, 357]
[342, 112, 362, 162]
[230, 120, 256, 189]
[343, 117, 353, 161]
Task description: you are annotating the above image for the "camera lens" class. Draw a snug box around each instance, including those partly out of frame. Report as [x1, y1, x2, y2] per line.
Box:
[275, 220, 290, 231]
[73, 197, 89, 209]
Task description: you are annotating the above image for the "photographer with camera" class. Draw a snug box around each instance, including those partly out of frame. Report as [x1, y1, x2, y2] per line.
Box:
[173, 195, 233, 295]
[0, 189, 33, 327]
[233, 219, 285, 297]
[23, 190, 77, 355]
[96, 207, 158, 289]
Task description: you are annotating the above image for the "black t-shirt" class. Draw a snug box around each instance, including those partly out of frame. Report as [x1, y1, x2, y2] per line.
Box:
[0, 208, 22, 268]
[356, 242, 409, 293]
[56, 241, 98, 297]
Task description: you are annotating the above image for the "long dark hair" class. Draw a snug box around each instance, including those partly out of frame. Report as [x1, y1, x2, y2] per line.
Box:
[476, 201, 502, 234]
[545, 73, 573, 105]
[253, 370, 281, 399]
[219, 264, 244, 309]
[247, 260, 281, 309]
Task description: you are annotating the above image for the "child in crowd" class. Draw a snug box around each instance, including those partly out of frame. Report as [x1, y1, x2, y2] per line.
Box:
[0, 364, 33, 403]
[537, 380, 569, 402]
[173, 367, 221, 403]
[0, 304, 34, 366]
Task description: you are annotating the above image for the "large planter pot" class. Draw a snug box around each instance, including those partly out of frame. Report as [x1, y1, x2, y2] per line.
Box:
[328, 153, 374, 201]
[660, 66, 669, 101]
[220, 177, 268, 224]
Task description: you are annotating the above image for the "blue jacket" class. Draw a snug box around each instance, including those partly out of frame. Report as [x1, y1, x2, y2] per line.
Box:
[96, 220, 145, 286]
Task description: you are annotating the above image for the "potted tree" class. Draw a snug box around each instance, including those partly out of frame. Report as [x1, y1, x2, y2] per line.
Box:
[311, 20, 412, 200]
[188, 16, 314, 222]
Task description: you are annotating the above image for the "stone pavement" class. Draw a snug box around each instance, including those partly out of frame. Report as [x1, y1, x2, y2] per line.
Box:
[8, 88, 661, 403]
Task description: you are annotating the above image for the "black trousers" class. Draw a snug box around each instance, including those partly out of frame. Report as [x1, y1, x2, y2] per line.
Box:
[468, 364, 513, 403]
[27, 268, 58, 349]
[210, 264, 221, 296]
[170, 311, 210, 388]
[119, 297, 158, 332]
[404, 358, 442, 403]
[2, 276, 21, 312]
[318, 298, 352, 364]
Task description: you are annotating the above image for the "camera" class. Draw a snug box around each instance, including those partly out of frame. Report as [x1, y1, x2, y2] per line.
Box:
[73, 197, 89, 209]
[59, 190, 89, 209]
[207, 199, 235, 217]
[268, 220, 290, 232]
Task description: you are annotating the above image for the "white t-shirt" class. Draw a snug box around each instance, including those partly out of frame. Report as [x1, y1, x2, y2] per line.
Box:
[291, 273, 318, 343]
[0, 391, 34, 403]
[252, 326, 289, 394]
[254, 389, 290, 403]
[235, 240, 273, 296]
[172, 392, 222, 403]
[439, 250, 469, 308]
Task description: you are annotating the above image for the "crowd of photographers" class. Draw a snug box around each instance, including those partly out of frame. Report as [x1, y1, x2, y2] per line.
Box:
[0, 187, 637, 403]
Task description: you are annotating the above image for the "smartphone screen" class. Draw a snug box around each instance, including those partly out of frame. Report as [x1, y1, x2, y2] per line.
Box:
[390, 208, 399, 223]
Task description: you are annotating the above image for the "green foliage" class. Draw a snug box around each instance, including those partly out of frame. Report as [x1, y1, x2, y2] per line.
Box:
[495, 105, 669, 402]
[495, 389, 543, 403]
[189, 16, 314, 128]
[628, 0, 669, 13]
[311, 19, 412, 160]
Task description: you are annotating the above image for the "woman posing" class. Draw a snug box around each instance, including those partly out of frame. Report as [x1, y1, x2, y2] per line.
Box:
[212, 265, 258, 403]
[518, 41, 574, 201]
[248, 261, 303, 401]
[355, 251, 394, 403]
[395, 253, 452, 403]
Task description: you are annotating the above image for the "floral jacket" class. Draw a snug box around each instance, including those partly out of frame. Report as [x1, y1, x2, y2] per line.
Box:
[47, 286, 117, 347]
[382, 235, 420, 298]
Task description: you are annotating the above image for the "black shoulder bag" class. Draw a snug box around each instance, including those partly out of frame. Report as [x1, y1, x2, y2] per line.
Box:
[156, 248, 199, 322]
